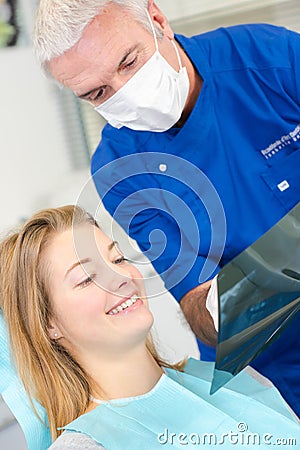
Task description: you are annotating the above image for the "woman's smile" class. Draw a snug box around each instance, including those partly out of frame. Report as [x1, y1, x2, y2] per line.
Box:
[106, 294, 143, 315]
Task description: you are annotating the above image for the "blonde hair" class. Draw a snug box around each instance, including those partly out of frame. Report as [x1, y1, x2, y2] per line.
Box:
[0, 205, 184, 441]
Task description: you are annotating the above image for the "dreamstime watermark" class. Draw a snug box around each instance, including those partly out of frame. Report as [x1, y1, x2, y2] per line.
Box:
[157, 423, 297, 446]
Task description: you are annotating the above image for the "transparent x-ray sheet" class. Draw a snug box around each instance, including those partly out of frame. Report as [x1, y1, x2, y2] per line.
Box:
[211, 202, 300, 394]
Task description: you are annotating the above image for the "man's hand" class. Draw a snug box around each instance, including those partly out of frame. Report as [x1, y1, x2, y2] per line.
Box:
[180, 280, 218, 346]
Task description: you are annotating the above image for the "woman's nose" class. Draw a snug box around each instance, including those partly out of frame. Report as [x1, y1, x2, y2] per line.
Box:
[117, 280, 128, 290]
[102, 265, 133, 293]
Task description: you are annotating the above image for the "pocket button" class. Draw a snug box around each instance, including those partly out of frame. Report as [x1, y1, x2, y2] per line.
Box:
[277, 180, 290, 192]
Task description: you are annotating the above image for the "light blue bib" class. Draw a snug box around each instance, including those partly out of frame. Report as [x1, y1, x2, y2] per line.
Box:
[64, 358, 299, 449]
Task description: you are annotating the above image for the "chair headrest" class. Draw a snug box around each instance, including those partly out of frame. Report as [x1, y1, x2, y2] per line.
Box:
[0, 312, 52, 450]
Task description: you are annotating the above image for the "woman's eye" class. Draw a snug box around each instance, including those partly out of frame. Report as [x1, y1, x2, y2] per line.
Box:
[114, 256, 128, 265]
[77, 275, 95, 289]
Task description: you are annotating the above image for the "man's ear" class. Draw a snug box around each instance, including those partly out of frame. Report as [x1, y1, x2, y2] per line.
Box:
[147, 1, 174, 40]
[47, 320, 63, 340]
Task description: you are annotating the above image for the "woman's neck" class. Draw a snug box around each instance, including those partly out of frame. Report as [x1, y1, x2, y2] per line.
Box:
[86, 346, 164, 406]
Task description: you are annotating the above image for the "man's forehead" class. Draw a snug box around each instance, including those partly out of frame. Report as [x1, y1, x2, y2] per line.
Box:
[49, 31, 136, 93]
[49, 4, 151, 92]
[76, 3, 141, 52]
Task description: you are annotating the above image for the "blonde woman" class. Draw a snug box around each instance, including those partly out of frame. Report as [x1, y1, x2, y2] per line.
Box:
[0, 205, 299, 450]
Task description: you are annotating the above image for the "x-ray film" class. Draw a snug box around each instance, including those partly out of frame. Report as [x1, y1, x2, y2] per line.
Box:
[211, 202, 300, 394]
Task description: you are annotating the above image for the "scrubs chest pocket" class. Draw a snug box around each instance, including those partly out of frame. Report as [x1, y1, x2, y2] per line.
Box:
[260, 148, 300, 212]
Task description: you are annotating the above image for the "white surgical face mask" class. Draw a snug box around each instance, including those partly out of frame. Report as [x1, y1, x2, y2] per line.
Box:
[94, 10, 190, 132]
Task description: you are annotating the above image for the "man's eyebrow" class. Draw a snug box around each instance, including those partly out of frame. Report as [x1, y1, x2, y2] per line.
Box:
[77, 46, 138, 99]
[64, 258, 91, 280]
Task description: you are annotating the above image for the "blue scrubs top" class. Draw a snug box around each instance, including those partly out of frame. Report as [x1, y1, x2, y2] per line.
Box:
[91, 24, 300, 414]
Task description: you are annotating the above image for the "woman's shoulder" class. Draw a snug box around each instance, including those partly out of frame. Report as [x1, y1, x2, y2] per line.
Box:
[49, 431, 105, 450]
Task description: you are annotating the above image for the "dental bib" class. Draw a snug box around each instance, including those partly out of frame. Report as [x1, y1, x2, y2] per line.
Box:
[64, 358, 300, 449]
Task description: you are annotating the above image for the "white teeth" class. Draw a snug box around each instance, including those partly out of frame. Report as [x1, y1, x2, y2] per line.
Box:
[108, 295, 139, 315]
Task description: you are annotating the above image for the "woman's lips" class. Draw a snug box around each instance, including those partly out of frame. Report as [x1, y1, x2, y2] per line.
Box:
[106, 294, 142, 315]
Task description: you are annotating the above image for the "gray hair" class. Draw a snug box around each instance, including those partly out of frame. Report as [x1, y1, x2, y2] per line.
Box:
[33, 0, 162, 76]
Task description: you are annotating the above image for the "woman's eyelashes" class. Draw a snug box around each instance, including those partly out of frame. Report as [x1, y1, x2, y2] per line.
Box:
[113, 255, 128, 265]
[76, 274, 96, 289]
[74, 255, 128, 289]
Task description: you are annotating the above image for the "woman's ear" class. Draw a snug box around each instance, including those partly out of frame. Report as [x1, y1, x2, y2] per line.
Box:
[148, 1, 174, 40]
[47, 320, 63, 340]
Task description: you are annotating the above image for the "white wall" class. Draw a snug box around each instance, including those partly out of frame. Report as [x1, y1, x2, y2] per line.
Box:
[157, 0, 295, 23]
[0, 46, 71, 232]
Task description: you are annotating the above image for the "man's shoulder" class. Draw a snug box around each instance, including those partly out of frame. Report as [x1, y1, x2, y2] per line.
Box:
[189, 23, 290, 45]
[178, 24, 295, 71]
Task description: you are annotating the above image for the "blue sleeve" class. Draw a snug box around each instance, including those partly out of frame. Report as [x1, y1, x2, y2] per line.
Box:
[194, 23, 300, 103]
[243, 25, 300, 103]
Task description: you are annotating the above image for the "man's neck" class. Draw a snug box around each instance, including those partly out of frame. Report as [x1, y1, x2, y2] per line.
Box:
[176, 43, 203, 127]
